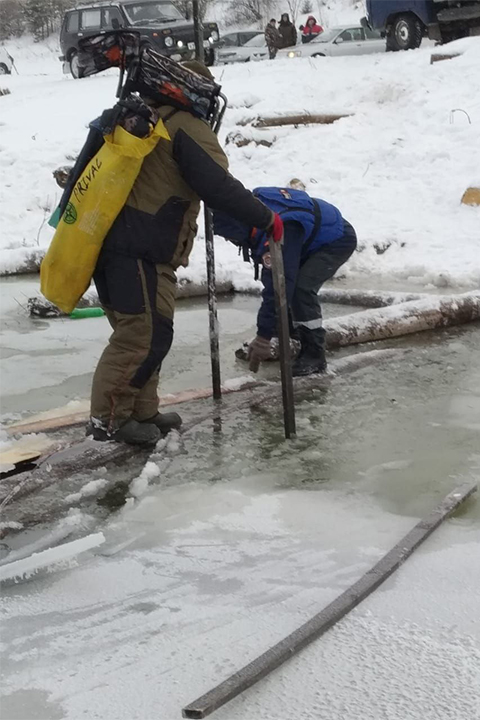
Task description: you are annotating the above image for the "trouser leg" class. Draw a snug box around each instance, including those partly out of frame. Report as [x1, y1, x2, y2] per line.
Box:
[292, 226, 357, 358]
[90, 253, 176, 430]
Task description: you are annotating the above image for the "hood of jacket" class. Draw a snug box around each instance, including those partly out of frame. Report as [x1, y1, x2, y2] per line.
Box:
[303, 16, 321, 32]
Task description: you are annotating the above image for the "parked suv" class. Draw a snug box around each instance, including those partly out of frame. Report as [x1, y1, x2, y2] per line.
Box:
[59, 0, 220, 76]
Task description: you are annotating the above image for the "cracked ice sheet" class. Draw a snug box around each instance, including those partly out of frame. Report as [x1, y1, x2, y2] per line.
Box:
[1, 483, 479, 720]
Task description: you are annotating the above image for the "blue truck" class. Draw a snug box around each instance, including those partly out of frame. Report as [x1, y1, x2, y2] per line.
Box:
[362, 0, 480, 50]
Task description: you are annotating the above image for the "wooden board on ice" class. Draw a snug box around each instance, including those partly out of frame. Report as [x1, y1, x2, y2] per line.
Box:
[6, 381, 262, 436]
[0, 436, 55, 476]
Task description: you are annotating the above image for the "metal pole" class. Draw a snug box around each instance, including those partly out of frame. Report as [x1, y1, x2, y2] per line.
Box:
[269, 237, 296, 439]
[192, 0, 205, 63]
[204, 206, 221, 400]
[182, 482, 477, 718]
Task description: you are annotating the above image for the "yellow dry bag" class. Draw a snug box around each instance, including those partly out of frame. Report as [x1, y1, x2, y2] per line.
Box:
[40, 119, 170, 314]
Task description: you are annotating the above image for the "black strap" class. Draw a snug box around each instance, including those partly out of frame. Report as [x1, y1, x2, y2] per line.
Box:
[303, 199, 322, 253]
[161, 108, 179, 125]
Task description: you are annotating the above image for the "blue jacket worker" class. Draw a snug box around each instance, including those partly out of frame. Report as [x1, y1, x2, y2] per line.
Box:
[213, 187, 357, 376]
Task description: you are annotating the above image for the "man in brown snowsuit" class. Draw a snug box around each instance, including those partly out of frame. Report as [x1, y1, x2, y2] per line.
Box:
[265, 18, 280, 59]
[90, 63, 274, 447]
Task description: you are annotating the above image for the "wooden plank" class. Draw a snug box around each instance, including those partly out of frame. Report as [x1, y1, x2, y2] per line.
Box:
[182, 482, 477, 719]
[0, 438, 55, 477]
[6, 381, 264, 436]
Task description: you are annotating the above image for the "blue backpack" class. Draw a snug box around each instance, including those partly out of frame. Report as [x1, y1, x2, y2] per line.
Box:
[251, 187, 345, 260]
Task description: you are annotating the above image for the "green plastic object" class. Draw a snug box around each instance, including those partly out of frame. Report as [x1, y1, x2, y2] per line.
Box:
[69, 307, 105, 319]
[48, 206, 61, 229]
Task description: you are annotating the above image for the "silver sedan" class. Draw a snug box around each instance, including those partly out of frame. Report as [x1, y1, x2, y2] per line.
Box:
[216, 33, 268, 64]
[278, 25, 386, 59]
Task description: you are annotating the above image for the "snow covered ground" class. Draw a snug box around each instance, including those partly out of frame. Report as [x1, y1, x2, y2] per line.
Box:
[1, 35, 479, 289]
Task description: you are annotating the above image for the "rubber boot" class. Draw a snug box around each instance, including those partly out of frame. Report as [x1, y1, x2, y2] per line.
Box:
[141, 412, 182, 435]
[292, 353, 327, 377]
[292, 326, 327, 377]
[88, 418, 161, 447]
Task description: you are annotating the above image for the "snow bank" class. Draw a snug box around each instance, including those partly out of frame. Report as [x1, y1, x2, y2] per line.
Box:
[1, 35, 479, 290]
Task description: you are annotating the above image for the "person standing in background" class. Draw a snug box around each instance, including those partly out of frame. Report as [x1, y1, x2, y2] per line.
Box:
[301, 16, 323, 43]
[278, 13, 297, 48]
[265, 18, 280, 59]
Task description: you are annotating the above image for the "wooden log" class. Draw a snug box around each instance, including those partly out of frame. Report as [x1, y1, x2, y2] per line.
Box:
[318, 288, 428, 308]
[27, 280, 235, 317]
[324, 291, 480, 348]
[430, 52, 460, 64]
[225, 131, 274, 148]
[252, 113, 350, 128]
[182, 482, 477, 718]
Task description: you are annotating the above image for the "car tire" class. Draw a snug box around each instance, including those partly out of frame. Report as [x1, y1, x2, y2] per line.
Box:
[69, 51, 80, 79]
[0, 63, 10, 75]
[387, 14, 423, 51]
[311, 53, 326, 57]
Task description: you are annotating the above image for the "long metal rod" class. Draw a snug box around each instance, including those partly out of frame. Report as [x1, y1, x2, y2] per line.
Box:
[204, 206, 221, 400]
[269, 237, 296, 438]
[182, 482, 477, 718]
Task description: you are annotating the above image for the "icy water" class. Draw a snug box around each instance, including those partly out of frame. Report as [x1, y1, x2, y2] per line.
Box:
[1, 278, 479, 720]
[0, 276, 356, 417]
[146, 321, 480, 522]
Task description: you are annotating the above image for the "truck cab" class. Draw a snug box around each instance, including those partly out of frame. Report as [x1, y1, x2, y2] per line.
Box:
[363, 0, 480, 50]
[60, 0, 220, 76]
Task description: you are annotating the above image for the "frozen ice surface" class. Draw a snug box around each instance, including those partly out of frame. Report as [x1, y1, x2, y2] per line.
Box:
[1, 324, 479, 718]
[1, 485, 478, 719]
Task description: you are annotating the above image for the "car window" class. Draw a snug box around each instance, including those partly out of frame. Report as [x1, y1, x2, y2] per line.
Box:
[244, 34, 265, 48]
[221, 34, 239, 46]
[102, 8, 123, 28]
[81, 9, 101, 29]
[339, 27, 364, 42]
[66, 11, 80, 33]
[238, 32, 257, 45]
[364, 27, 382, 39]
[122, 2, 183, 25]
[313, 28, 339, 43]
